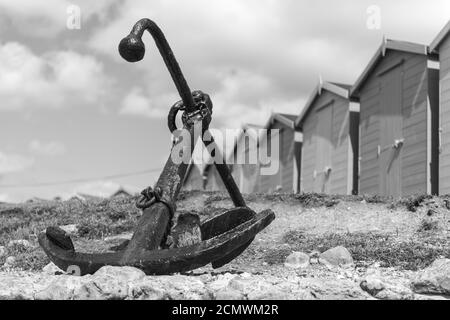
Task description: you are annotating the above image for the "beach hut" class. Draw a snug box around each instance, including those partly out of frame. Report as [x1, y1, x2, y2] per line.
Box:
[350, 38, 439, 197]
[228, 124, 262, 194]
[296, 81, 359, 195]
[258, 113, 301, 193]
[430, 21, 450, 194]
[203, 164, 226, 192]
[182, 162, 204, 191]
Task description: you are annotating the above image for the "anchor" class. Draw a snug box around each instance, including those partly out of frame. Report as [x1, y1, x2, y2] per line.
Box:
[38, 18, 275, 276]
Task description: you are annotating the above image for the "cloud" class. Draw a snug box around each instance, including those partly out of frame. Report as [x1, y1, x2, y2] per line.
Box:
[29, 140, 66, 156]
[0, 193, 13, 203]
[119, 87, 165, 118]
[0, 0, 118, 37]
[86, 0, 450, 129]
[0, 151, 34, 174]
[73, 180, 140, 198]
[0, 42, 110, 111]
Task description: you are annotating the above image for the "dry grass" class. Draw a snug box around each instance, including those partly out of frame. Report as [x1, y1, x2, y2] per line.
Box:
[0, 192, 448, 272]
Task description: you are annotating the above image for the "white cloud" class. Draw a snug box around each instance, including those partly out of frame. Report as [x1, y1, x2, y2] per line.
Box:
[0, 42, 109, 111]
[0, 0, 116, 37]
[0, 193, 14, 203]
[29, 140, 66, 156]
[119, 87, 177, 119]
[0, 151, 34, 174]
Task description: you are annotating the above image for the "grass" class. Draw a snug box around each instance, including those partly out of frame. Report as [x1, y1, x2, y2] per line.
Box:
[0, 196, 141, 270]
[0, 191, 448, 272]
[282, 230, 449, 271]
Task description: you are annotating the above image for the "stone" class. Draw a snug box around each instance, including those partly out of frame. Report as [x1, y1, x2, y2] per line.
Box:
[360, 276, 414, 300]
[412, 259, 450, 295]
[214, 289, 245, 300]
[0, 272, 50, 300]
[104, 232, 133, 242]
[319, 246, 353, 267]
[0, 245, 6, 258]
[4, 256, 16, 267]
[7, 239, 32, 250]
[128, 279, 168, 300]
[36, 275, 87, 300]
[59, 224, 79, 236]
[284, 252, 310, 269]
[360, 276, 385, 296]
[42, 262, 64, 275]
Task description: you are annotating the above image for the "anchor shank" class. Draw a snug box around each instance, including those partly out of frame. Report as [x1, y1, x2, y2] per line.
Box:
[121, 120, 202, 262]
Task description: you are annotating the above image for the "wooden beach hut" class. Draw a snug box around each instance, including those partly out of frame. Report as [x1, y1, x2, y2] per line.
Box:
[350, 38, 439, 197]
[257, 113, 301, 193]
[228, 124, 262, 194]
[296, 81, 359, 195]
[182, 162, 205, 191]
[430, 21, 450, 194]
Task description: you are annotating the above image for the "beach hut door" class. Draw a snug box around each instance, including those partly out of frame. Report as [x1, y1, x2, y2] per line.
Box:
[379, 66, 403, 197]
[314, 104, 333, 193]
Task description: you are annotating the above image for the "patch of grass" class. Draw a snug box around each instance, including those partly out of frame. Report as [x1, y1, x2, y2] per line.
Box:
[262, 246, 292, 265]
[417, 217, 440, 232]
[397, 194, 432, 212]
[283, 230, 449, 271]
[293, 193, 339, 208]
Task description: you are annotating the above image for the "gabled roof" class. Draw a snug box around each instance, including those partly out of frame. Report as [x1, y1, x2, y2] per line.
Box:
[350, 38, 428, 98]
[225, 123, 261, 163]
[430, 20, 450, 53]
[295, 81, 351, 128]
[263, 112, 297, 130]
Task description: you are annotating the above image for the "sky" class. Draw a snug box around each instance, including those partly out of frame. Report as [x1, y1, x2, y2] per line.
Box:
[0, 0, 449, 202]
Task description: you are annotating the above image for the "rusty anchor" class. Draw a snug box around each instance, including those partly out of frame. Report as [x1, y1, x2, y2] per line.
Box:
[38, 18, 275, 276]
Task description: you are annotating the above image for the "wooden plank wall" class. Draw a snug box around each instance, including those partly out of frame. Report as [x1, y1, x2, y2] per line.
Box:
[439, 36, 450, 194]
[183, 165, 204, 191]
[258, 121, 295, 193]
[301, 91, 350, 194]
[359, 51, 429, 195]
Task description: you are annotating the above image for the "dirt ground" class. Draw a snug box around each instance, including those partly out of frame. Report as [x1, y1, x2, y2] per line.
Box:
[0, 191, 448, 300]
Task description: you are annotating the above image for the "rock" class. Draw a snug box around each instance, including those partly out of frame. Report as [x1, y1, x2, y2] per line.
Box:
[0, 246, 6, 258]
[0, 272, 50, 300]
[412, 259, 450, 295]
[319, 246, 353, 267]
[7, 239, 31, 250]
[360, 276, 384, 296]
[36, 276, 86, 300]
[214, 289, 245, 300]
[42, 262, 64, 275]
[4, 256, 16, 267]
[104, 232, 133, 242]
[128, 279, 168, 300]
[414, 294, 450, 300]
[284, 252, 310, 269]
[360, 276, 414, 300]
[38, 266, 147, 300]
[93, 265, 146, 282]
[156, 275, 209, 300]
[59, 224, 78, 236]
